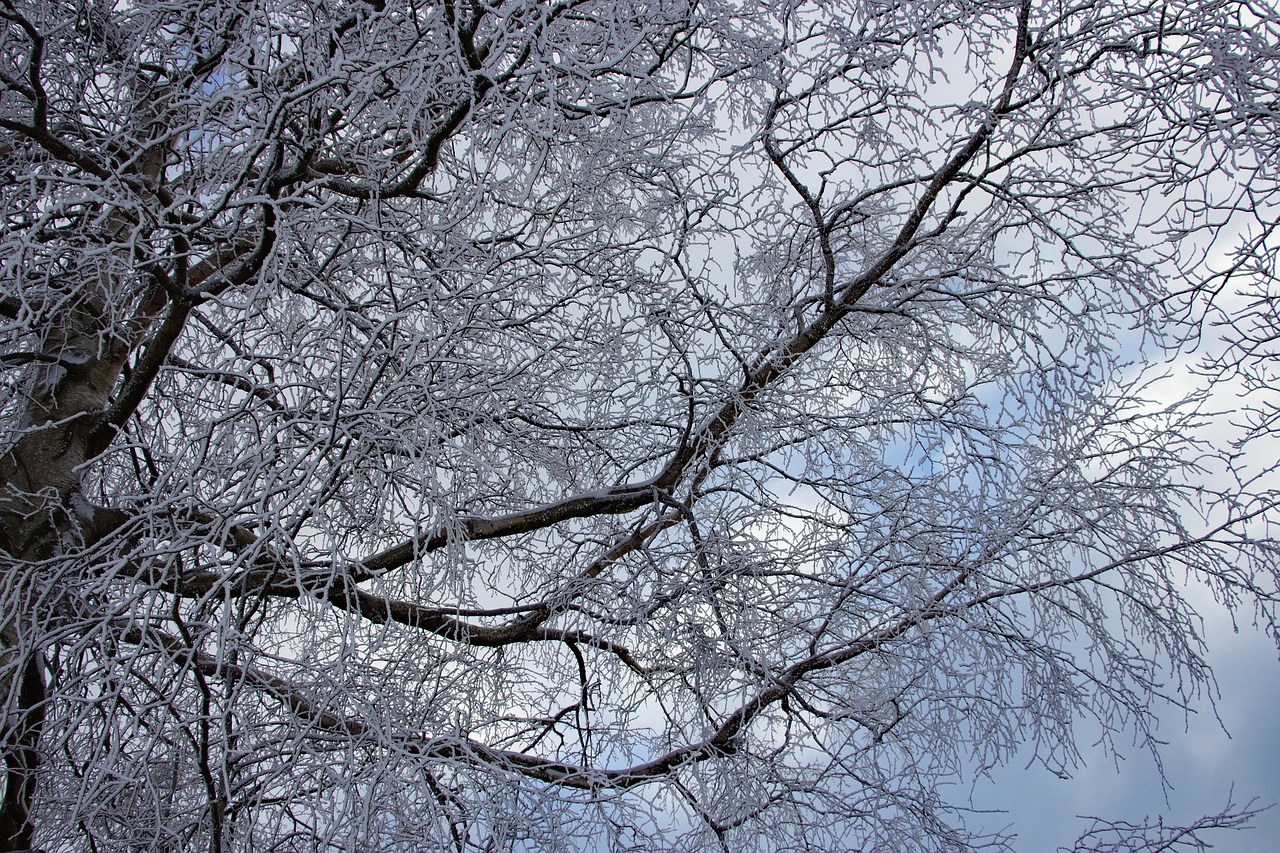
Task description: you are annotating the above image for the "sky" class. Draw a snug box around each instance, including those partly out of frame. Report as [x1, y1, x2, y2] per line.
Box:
[969, 583, 1280, 851]
[952, 287, 1280, 848]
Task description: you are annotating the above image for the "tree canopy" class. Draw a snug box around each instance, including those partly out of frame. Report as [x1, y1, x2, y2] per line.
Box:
[1, 0, 1278, 850]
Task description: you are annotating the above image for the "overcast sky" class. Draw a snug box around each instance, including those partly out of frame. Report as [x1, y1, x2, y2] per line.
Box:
[953, 113, 1280, 846]
[969, 579, 1280, 850]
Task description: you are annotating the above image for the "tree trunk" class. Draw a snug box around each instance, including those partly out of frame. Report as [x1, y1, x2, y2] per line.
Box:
[0, 286, 136, 850]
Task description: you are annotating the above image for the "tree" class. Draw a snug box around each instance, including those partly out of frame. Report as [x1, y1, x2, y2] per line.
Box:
[1, 0, 1277, 849]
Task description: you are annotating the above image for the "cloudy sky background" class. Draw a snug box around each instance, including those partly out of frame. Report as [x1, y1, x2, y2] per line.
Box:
[965, 313, 1280, 849]
[973, 590, 1280, 851]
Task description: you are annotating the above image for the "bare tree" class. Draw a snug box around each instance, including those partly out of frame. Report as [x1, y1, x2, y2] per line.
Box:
[1, 0, 1277, 850]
